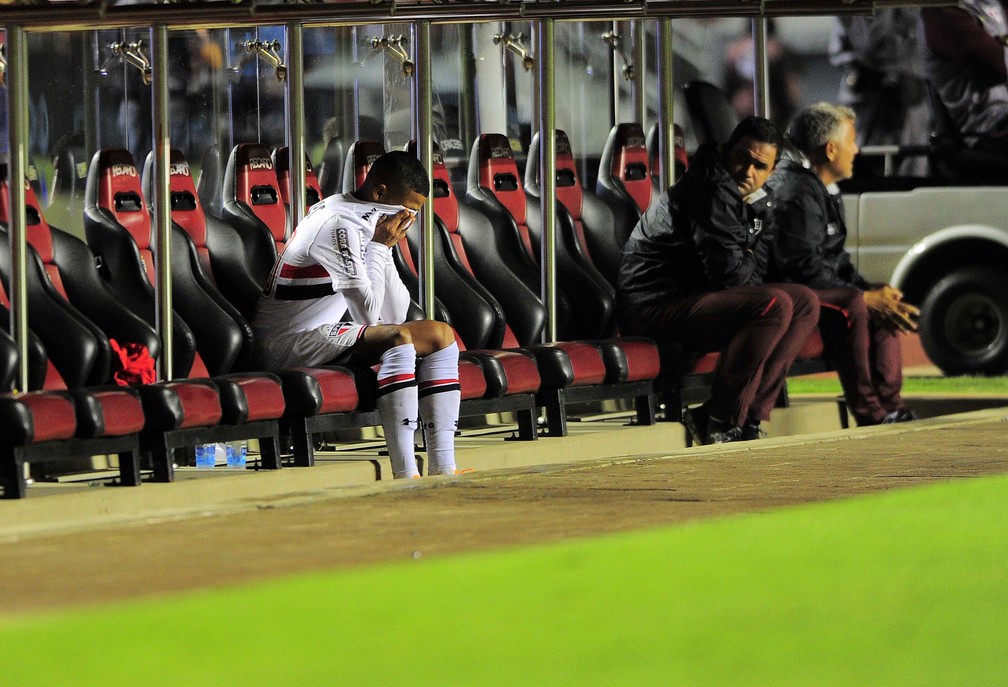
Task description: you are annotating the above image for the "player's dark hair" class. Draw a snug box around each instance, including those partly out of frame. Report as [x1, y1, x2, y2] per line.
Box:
[365, 150, 430, 197]
[725, 116, 784, 160]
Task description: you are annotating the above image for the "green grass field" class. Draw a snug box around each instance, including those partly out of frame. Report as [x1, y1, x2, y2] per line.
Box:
[788, 374, 1008, 397]
[3, 473, 1007, 685]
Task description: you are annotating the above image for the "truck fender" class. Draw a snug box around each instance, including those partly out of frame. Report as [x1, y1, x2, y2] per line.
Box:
[890, 224, 1008, 291]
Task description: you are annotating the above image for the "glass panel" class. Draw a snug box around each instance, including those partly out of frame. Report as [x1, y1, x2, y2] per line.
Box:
[456, 21, 534, 172]
[226, 25, 286, 148]
[303, 25, 354, 194]
[93, 29, 153, 165]
[304, 24, 425, 193]
[505, 20, 534, 157]
[429, 23, 467, 185]
[555, 20, 617, 185]
[19, 27, 236, 237]
[174, 28, 230, 168]
[379, 23, 414, 151]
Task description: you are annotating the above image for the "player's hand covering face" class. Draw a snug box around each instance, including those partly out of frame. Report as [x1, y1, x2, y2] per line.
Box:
[373, 208, 418, 247]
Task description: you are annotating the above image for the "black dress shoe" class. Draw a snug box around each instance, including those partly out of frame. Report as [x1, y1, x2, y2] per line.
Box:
[685, 404, 740, 445]
[882, 408, 917, 423]
[740, 421, 766, 441]
[709, 425, 745, 443]
[682, 405, 708, 446]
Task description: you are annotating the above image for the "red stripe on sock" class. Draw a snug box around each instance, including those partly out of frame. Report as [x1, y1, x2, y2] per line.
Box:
[419, 378, 459, 390]
[377, 373, 415, 388]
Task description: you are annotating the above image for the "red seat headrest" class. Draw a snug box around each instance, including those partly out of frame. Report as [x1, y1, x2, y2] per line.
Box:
[674, 123, 689, 172]
[407, 140, 458, 233]
[472, 133, 526, 226]
[524, 130, 583, 221]
[342, 141, 387, 194]
[229, 143, 286, 243]
[159, 149, 209, 249]
[0, 169, 55, 264]
[93, 149, 152, 251]
[649, 123, 690, 185]
[608, 123, 651, 213]
[553, 130, 583, 220]
[273, 146, 323, 209]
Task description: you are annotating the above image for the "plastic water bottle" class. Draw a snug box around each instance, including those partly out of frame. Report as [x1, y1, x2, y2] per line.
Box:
[195, 444, 215, 469]
[226, 440, 248, 470]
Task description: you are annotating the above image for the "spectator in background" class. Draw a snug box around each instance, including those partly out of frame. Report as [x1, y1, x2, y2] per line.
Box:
[178, 30, 225, 157]
[722, 19, 803, 130]
[769, 103, 919, 426]
[830, 10, 927, 147]
[830, 10, 930, 175]
[617, 117, 818, 445]
[920, 0, 1008, 152]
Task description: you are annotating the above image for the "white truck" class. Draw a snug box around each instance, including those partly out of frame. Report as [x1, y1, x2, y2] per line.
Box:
[845, 183, 1008, 375]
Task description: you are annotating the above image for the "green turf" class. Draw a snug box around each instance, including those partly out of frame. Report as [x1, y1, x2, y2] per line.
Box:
[787, 374, 1008, 396]
[3, 474, 1008, 686]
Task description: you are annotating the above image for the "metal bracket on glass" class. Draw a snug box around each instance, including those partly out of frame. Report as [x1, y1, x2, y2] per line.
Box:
[492, 32, 534, 72]
[366, 35, 414, 77]
[601, 29, 634, 81]
[228, 39, 287, 82]
[96, 40, 153, 85]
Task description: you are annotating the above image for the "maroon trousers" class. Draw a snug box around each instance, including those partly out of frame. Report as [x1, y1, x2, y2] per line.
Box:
[619, 283, 819, 426]
[816, 287, 905, 425]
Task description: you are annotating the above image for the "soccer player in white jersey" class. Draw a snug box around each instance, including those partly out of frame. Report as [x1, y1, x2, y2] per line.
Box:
[253, 151, 459, 479]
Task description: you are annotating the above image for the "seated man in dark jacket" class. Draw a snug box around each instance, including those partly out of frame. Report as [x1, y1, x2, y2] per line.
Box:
[617, 116, 818, 444]
[769, 102, 919, 425]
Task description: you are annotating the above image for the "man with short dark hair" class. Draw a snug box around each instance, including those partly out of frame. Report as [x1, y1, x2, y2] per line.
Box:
[770, 103, 918, 426]
[253, 151, 459, 478]
[617, 116, 819, 444]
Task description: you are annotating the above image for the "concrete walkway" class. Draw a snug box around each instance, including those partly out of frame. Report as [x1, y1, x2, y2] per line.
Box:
[1, 396, 1004, 542]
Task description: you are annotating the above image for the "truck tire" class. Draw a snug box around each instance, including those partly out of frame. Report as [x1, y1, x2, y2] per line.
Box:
[919, 266, 1008, 375]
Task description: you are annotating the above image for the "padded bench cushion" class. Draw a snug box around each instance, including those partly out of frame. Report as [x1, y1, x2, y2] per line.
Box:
[593, 337, 661, 384]
[529, 341, 607, 389]
[214, 373, 286, 424]
[70, 387, 145, 438]
[798, 330, 825, 360]
[457, 357, 488, 401]
[616, 337, 661, 382]
[277, 367, 359, 418]
[138, 380, 223, 432]
[0, 391, 77, 445]
[464, 349, 541, 397]
[690, 352, 720, 375]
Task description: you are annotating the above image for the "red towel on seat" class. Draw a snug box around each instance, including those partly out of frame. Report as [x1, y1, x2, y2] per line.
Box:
[110, 339, 157, 386]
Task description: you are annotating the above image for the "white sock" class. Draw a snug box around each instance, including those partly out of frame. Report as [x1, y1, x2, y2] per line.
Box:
[375, 343, 419, 479]
[417, 342, 460, 475]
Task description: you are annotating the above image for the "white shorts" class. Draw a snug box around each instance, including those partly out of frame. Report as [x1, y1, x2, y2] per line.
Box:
[256, 322, 368, 369]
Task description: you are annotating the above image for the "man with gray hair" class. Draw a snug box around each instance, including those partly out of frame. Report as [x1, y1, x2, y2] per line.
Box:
[769, 103, 919, 426]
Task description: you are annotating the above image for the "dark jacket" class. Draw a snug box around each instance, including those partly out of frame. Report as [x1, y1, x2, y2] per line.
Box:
[617, 144, 774, 307]
[768, 157, 871, 291]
